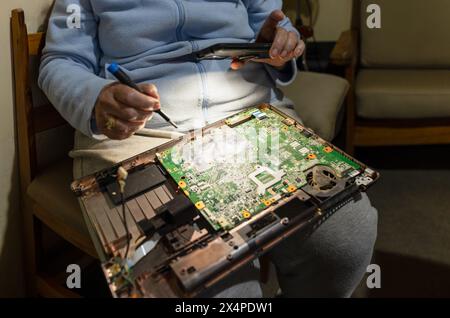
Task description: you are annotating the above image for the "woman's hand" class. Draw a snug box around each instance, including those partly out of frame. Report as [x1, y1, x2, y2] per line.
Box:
[94, 82, 161, 140]
[231, 10, 305, 70]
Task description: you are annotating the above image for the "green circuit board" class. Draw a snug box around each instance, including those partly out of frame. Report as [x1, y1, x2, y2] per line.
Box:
[157, 106, 361, 231]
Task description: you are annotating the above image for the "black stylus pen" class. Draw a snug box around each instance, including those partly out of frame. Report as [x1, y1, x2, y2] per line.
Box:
[107, 63, 178, 129]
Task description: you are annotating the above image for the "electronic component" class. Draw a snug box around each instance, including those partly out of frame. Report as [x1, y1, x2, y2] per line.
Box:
[299, 147, 309, 155]
[282, 118, 295, 126]
[252, 110, 267, 120]
[249, 166, 285, 195]
[136, 194, 197, 239]
[106, 165, 166, 205]
[303, 165, 347, 198]
[225, 114, 252, 127]
[157, 195, 197, 226]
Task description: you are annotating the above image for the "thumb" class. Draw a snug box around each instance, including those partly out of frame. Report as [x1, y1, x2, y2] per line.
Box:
[138, 83, 161, 111]
[257, 10, 285, 43]
[138, 83, 159, 99]
[230, 58, 245, 70]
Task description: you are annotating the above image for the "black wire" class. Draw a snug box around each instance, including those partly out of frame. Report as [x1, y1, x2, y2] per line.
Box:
[121, 192, 130, 261]
[306, 0, 314, 27]
[176, 228, 192, 243]
[305, 0, 325, 72]
[306, 0, 317, 43]
[296, 0, 302, 24]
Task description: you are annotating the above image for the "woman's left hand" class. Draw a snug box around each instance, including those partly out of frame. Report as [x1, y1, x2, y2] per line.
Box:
[231, 10, 305, 70]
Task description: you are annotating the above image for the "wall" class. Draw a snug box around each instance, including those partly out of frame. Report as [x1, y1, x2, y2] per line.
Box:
[0, 0, 54, 297]
[314, 0, 352, 41]
[284, 0, 353, 41]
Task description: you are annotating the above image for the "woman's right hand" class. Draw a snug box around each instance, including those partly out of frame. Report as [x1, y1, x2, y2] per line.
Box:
[94, 82, 161, 140]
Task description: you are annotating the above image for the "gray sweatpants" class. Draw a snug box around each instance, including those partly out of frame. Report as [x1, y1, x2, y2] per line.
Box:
[71, 119, 378, 298]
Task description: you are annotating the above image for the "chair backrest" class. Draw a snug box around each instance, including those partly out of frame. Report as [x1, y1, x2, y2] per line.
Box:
[11, 8, 68, 191]
[359, 0, 450, 68]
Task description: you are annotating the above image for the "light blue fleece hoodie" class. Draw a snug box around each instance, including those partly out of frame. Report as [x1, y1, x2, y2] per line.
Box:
[39, 0, 299, 137]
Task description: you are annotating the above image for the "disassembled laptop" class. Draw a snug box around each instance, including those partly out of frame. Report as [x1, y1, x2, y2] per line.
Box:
[71, 104, 379, 297]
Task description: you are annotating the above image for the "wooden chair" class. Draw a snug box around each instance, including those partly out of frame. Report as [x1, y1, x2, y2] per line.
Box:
[331, 0, 450, 154]
[11, 8, 97, 297]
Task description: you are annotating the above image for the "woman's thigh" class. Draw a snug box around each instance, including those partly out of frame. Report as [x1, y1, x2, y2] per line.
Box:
[268, 193, 378, 297]
[70, 130, 172, 178]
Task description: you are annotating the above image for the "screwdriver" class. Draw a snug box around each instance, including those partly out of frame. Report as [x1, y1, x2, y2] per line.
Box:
[107, 63, 178, 129]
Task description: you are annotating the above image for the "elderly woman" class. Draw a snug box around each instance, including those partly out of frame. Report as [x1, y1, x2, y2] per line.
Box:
[39, 0, 377, 298]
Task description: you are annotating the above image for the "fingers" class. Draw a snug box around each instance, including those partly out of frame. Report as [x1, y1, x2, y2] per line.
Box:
[139, 83, 160, 101]
[252, 56, 286, 68]
[236, 9, 301, 70]
[98, 107, 147, 129]
[264, 10, 285, 30]
[270, 27, 288, 58]
[261, 28, 303, 68]
[94, 82, 160, 140]
[233, 38, 302, 70]
[230, 58, 245, 70]
[271, 28, 302, 59]
[105, 124, 143, 140]
[294, 40, 306, 58]
[257, 10, 285, 43]
[106, 102, 150, 122]
[112, 117, 143, 133]
[96, 111, 146, 140]
[281, 31, 299, 58]
[113, 84, 160, 112]
[100, 88, 151, 122]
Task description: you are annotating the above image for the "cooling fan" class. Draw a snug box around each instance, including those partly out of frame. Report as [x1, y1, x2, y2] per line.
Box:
[304, 165, 347, 197]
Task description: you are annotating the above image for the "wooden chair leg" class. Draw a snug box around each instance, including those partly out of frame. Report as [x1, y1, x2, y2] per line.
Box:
[22, 200, 38, 296]
[36, 274, 81, 298]
[33, 216, 44, 273]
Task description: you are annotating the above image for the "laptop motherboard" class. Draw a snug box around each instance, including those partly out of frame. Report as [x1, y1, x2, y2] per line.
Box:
[72, 104, 378, 297]
[157, 106, 362, 231]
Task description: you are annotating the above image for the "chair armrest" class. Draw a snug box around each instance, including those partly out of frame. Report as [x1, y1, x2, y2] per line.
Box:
[330, 30, 358, 66]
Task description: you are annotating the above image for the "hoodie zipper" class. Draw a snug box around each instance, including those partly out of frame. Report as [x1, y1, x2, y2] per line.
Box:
[173, 0, 185, 42]
[174, 0, 209, 124]
[191, 41, 209, 123]
[197, 61, 209, 123]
